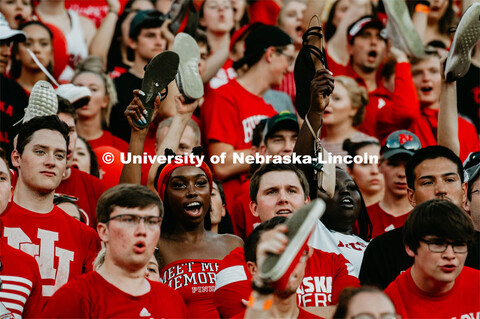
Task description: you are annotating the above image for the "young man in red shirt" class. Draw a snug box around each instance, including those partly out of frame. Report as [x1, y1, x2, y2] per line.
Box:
[385, 199, 479, 318]
[41, 184, 187, 318]
[1, 115, 100, 304]
[367, 130, 421, 238]
[201, 24, 293, 210]
[0, 149, 43, 318]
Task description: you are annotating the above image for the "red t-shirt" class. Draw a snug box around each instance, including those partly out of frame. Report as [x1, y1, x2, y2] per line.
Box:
[0, 202, 101, 302]
[385, 267, 480, 318]
[41, 271, 187, 318]
[160, 259, 220, 319]
[0, 240, 43, 318]
[201, 80, 277, 210]
[214, 247, 359, 318]
[214, 247, 252, 318]
[88, 130, 129, 153]
[367, 203, 410, 239]
[56, 167, 105, 228]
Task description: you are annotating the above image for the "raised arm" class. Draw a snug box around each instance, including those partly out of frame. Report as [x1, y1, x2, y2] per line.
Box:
[146, 95, 200, 193]
[89, 0, 120, 65]
[437, 55, 459, 156]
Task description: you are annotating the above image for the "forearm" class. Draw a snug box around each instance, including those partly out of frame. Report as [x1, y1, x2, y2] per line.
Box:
[208, 143, 251, 180]
[202, 45, 229, 83]
[119, 131, 147, 184]
[437, 81, 459, 155]
[147, 113, 191, 191]
[89, 12, 118, 64]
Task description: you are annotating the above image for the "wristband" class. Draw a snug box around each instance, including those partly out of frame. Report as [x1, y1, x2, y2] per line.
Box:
[247, 293, 273, 311]
[415, 3, 430, 14]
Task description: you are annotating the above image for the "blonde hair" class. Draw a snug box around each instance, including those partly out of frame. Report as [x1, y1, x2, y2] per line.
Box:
[334, 76, 369, 127]
[72, 56, 118, 128]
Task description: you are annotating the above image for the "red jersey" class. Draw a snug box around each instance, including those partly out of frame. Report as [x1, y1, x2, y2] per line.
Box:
[41, 271, 187, 318]
[214, 247, 359, 318]
[1, 202, 101, 301]
[201, 79, 277, 210]
[160, 259, 220, 319]
[88, 130, 129, 153]
[385, 267, 480, 319]
[0, 240, 43, 318]
[56, 167, 105, 228]
[214, 247, 252, 318]
[367, 203, 410, 238]
[297, 249, 359, 307]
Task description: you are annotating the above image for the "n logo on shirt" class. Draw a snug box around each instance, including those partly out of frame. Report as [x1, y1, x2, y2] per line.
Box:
[2, 228, 74, 297]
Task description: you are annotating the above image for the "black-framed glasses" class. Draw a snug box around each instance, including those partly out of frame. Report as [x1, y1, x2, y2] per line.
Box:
[420, 238, 468, 253]
[106, 214, 162, 228]
[351, 313, 401, 319]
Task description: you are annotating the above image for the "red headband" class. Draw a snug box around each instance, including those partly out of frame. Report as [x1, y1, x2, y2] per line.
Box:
[157, 158, 213, 201]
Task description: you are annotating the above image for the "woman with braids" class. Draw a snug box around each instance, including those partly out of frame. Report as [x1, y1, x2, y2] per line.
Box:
[155, 149, 243, 319]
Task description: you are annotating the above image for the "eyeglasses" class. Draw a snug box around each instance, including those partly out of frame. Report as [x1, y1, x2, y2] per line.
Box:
[106, 214, 162, 228]
[351, 313, 401, 319]
[420, 238, 468, 253]
[275, 49, 296, 67]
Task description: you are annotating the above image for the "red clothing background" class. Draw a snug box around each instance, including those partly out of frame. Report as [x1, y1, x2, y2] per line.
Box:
[367, 203, 410, 239]
[88, 130, 129, 153]
[56, 167, 105, 228]
[41, 271, 187, 318]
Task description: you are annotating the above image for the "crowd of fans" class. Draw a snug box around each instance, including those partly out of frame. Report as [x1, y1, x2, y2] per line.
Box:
[0, 0, 479, 318]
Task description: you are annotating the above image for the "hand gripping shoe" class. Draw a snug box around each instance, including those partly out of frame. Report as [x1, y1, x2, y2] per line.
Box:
[173, 32, 204, 103]
[294, 15, 328, 119]
[21, 80, 58, 124]
[135, 51, 180, 129]
[444, 2, 480, 82]
[259, 199, 326, 291]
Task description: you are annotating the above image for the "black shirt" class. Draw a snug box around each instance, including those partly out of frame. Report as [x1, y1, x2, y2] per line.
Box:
[0, 76, 28, 165]
[109, 71, 142, 142]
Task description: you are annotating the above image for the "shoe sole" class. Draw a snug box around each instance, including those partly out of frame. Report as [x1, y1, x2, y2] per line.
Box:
[174, 32, 204, 101]
[135, 51, 179, 129]
[23, 80, 58, 123]
[383, 0, 424, 58]
[445, 3, 480, 81]
[260, 199, 326, 282]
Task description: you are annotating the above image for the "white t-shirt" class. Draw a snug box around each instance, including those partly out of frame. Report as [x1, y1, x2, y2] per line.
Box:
[309, 220, 369, 277]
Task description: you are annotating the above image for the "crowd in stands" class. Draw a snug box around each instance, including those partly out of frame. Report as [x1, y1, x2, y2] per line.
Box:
[0, 0, 479, 317]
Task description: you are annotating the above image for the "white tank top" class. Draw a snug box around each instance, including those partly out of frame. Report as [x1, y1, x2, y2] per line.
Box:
[59, 10, 89, 81]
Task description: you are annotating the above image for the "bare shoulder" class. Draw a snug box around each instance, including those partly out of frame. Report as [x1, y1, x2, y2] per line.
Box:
[209, 232, 244, 251]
